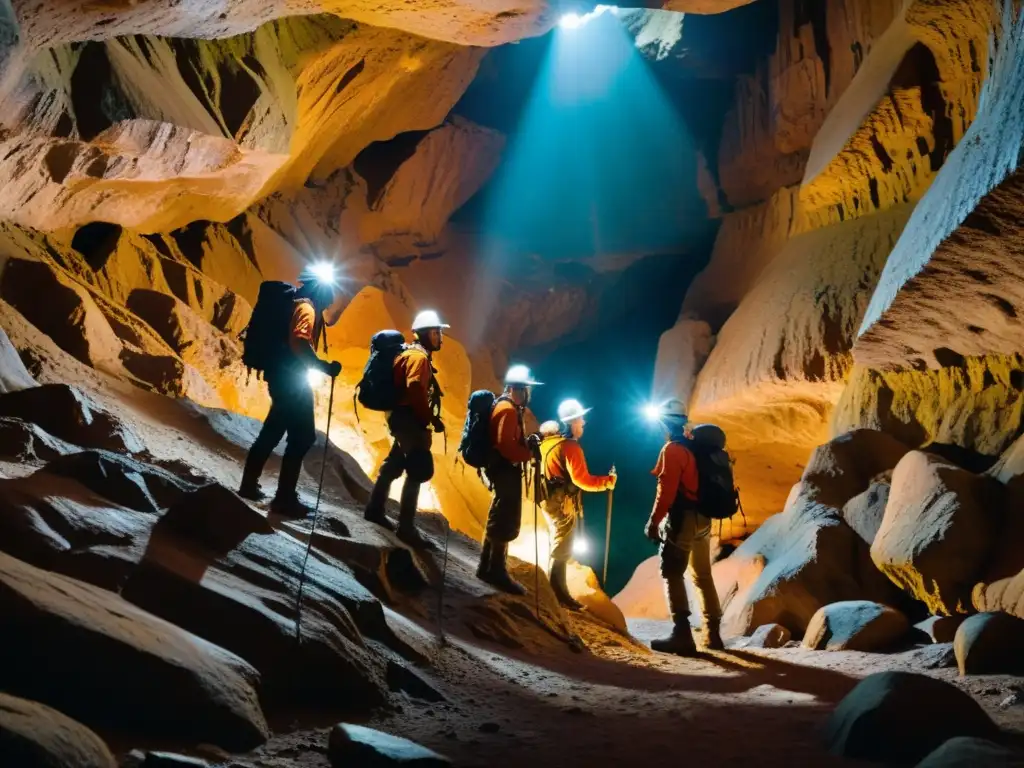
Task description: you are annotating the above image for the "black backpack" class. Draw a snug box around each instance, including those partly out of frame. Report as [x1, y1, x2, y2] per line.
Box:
[458, 390, 501, 469]
[680, 424, 739, 520]
[240, 281, 297, 375]
[354, 330, 407, 412]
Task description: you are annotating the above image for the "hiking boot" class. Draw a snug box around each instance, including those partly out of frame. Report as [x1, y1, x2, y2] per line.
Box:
[480, 541, 526, 596]
[364, 479, 395, 531]
[476, 538, 493, 579]
[702, 622, 725, 651]
[395, 480, 432, 549]
[238, 482, 266, 503]
[270, 494, 311, 519]
[549, 560, 582, 610]
[651, 623, 698, 656]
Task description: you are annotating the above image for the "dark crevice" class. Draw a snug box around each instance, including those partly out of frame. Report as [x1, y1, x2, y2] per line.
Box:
[933, 347, 966, 368]
[217, 59, 261, 138]
[142, 234, 173, 260]
[72, 222, 123, 271]
[891, 43, 952, 173]
[170, 39, 221, 134]
[71, 42, 134, 141]
[224, 214, 258, 269]
[336, 58, 365, 96]
[869, 135, 893, 172]
[868, 178, 881, 209]
[353, 128, 432, 209]
[794, 0, 831, 94]
[983, 293, 1017, 319]
[168, 221, 210, 271]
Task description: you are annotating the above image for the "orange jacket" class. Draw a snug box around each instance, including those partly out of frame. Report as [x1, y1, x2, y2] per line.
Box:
[287, 300, 323, 355]
[542, 437, 612, 493]
[394, 346, 433, 426]
[490, 398, 532, 464]
[650, 441, 699, 526]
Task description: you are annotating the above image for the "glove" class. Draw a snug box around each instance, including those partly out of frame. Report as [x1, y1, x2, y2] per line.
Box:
[526, 433, 541, 460]
[605, 473, 617, 491]
[430, 414, 445, 434]
[322, 360, 342, 378]
[645, 517, 661, 542]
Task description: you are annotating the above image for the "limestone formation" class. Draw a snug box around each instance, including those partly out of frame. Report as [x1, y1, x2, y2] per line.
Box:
[871, 451, 1003, 615]
[328, 723, 451, 767]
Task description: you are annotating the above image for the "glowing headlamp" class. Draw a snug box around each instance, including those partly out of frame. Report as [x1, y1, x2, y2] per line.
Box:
[308, 261, 338, 286]
[573, 536, 590, 556]
[642, 403, 662, 423]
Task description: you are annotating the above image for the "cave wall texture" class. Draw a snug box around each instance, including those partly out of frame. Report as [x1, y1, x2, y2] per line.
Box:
[658, 0, 1024, 532]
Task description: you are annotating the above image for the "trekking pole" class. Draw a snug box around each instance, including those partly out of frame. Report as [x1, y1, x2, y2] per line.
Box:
[533, 459, 541, 623]
[602, 464, 616, 586]
[295, 374, 336, 645]
[438, 517, 450, 646]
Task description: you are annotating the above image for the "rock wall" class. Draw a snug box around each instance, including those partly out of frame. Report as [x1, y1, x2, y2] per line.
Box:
[653, 0, 1016, 533]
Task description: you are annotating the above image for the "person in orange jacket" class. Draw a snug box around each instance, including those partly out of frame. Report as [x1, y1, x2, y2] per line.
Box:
[240, 266, 342, 518]
[477, 364, 543, 594]
[645, 398, 723, 655]
[363, 310, 448, 549]
[538, 399, 616, 609]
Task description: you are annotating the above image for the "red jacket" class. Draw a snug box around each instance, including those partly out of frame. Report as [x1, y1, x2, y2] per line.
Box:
[542, 437, 613, 492]
[649, 441, 698, 527]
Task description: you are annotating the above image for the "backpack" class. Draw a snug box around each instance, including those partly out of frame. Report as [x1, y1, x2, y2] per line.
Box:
[458, 391, 502, 469]
[240, 280, 297, 376]
[354, 330, 407, 412]
[680, 424, 739, 520]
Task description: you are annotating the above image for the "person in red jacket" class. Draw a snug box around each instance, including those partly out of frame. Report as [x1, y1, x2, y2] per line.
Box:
[363, 310, 448, 549]
[538, 399, 616, 609]
[645, 398, 723, 655]
[476, 364, 543, 594]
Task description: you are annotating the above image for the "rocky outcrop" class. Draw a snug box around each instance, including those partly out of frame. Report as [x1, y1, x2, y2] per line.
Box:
[0, 550, 270, 750]
[871, 451, 1003, 615]
[0, 693, 117, 768]
[825, 671, 1000, 763]
[916, 737, 1024, 768]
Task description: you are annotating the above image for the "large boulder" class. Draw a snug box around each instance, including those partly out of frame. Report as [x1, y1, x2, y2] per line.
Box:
[733, 623, 791, 649]
[567, 563, 627, 633]
[802, 430, 911, 508]
[716, 494, 899, 637]
[328, 723, 450, 767]
[872, 451, 1003, 614]
[0, 325, 37, 393]
[0, 384, 143, 454]
[841, 480, 890, 546]
[825, 671, 1000, 763]
[0, 693, 116, 768]
[0, 551, 269, 750]
[802, 601, 909, 652]
[915, 737, 1024, 768]
[954, 612, 1024, 676]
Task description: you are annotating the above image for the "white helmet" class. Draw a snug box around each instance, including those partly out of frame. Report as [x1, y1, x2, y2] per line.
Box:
[660, 398, 687, 420]
[505, 364, 542, 387]
[411, 309, 450, 331]
[557, 398, 591, 423]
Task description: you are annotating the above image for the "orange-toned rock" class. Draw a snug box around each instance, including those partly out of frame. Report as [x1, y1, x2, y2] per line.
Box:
[566, 562, 627, 633]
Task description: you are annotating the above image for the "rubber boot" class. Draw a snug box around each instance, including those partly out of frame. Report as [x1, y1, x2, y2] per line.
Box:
[270, 455, 310, 519]
[701, 620, 725, 651]
[396, 481, 432, 550]
[549, 560, 583, 610]
[481, 541, 526, 595]
[476, 538, 493, 579]
[364, 479, 395, 531]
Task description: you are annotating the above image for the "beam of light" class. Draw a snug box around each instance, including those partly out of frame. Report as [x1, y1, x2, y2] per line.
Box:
[306, 367, 325, 388]
[573, 536, 590, 556]
[559, 5, 619, 30]
[465, 7, 699, 351]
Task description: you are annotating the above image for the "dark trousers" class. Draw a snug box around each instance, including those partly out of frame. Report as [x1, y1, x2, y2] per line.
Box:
[377, 406, 434, 485]
[243, 369, 316, 497]
[484, 457, 523, 544]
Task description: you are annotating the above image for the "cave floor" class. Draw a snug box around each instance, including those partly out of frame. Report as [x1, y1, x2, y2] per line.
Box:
[247, 614, 1024, 768]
